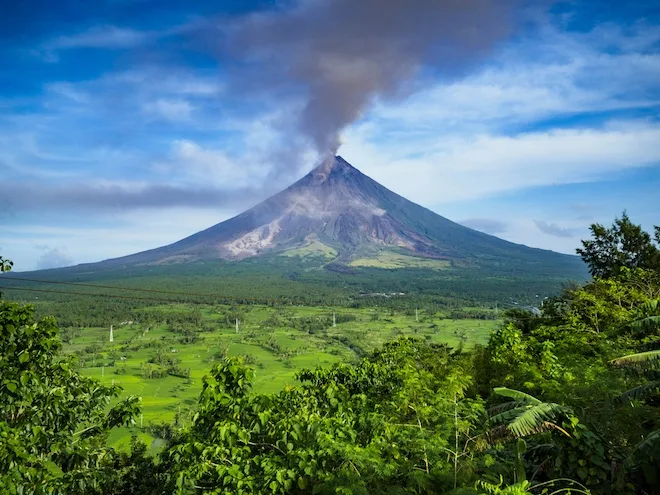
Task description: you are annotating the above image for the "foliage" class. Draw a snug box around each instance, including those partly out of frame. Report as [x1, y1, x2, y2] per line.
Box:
[0, 300, 145, 494]
[489, 388, 572, 440]
[475, 259, 660, 492]
[477, 477, 534, 494]
[163, 338, 484, 494]
[103, 436, 165, 495]
[0, 249, 587, 325]
[611, 306, 660, 490]
[476, 477, 590, 495]
[577, 212, 660, 278]
[0, 256, 13, 298]
[0, 256, 13, 273]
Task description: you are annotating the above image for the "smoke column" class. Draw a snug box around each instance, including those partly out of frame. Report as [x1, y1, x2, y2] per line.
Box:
[204, 0, 520, 160]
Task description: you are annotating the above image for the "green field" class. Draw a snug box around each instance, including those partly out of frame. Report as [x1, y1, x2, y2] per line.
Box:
[61, 304, 497, 450]
[349, 251, 451, 270]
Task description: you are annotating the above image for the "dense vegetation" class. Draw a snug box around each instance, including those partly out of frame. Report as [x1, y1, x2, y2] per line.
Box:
[1, 214, 659, 494]
[0, 239, 587, 324]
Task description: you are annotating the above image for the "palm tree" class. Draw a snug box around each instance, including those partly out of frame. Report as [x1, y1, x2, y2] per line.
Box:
[612, 305, 660, 480]
[610, 352, 660, 478]
[611, 351, 660, 401]
[623, 299, 660, 336]
[612, 299, 660, 401]
[489, 388, 572, 439]
[487, 388, 572, 483]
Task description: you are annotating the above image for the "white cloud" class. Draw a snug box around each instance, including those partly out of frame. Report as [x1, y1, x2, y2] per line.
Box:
[0, 134, 91, 179]
[49, 26, 149, 50]
[496, 219, 589, 255]
[533, 220, 577, 239]
[369, 23, 660, 136]
[164, 140, 260, 187]
[342, 120, 660, 204]
[142, 99, 194, 121]
[45, 82, 90, 103]
[108, 69, 223, 96]
[36, 247, 74, 270]
[155, 105, 320, 190]
[4, 14, 659, 265]
[3, 208, 239, 271]
[332, 23, 660, 208]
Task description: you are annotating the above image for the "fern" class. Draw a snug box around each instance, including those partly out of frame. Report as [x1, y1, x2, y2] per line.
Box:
[477, 477, 532, 494]
[476, 477, 590, 494]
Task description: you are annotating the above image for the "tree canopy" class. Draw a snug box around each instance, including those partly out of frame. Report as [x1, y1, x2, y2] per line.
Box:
[0, 300, 142, 494]
[577, 212, 660, 278]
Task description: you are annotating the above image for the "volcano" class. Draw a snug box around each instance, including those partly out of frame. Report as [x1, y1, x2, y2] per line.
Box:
[99, 156, 581, 272]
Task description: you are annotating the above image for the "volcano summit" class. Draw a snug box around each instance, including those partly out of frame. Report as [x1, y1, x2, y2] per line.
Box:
[99, 156, 583, 275]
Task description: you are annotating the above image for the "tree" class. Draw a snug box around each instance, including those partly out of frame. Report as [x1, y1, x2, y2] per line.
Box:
[164, 338, 484, 494]
[577, 212, 659, 279]
[612, 347, 660, 490]
[476, 264, 660, 492]
[0, 256, 12, 273]
[0, 256, 12, 298]
[0, 300, 142, 494]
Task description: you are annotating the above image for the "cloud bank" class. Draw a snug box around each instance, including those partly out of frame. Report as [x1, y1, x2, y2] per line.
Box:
[0, 180, 261, 213]
[534, 220, 577, 239]
[460, 218, 509, 235]
[36, 247, 74, 270]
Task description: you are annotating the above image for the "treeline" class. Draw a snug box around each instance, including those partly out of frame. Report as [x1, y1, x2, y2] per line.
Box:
[1, 285, 522, 324]
[0, 242, 586, 319]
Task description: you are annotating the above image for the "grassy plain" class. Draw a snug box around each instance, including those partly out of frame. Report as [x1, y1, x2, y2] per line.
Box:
[61, 304, 498, 450]
[349, 251, 451, 270]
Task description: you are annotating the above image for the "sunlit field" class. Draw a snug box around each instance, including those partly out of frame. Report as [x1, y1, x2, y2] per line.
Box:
[62, 304, 497, 449]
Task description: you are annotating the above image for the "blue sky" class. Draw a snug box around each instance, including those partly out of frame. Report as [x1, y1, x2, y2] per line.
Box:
[1, 0, 659, 271]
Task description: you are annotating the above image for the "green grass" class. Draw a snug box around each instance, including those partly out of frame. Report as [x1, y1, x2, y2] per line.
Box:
[279, 234, 338, 259]
[349, 251, 451, 270]
[62, 304, 498, 449]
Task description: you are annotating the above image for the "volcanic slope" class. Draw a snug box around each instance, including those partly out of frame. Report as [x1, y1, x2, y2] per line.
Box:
[96, 156, 583, 275]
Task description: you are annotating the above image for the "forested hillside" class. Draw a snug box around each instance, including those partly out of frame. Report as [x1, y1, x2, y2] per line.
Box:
[1, 215, 660, 494]
[0, 250, 586, 324]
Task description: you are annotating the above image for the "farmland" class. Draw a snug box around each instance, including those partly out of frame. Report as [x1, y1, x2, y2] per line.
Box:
[61, 303, 497, 450]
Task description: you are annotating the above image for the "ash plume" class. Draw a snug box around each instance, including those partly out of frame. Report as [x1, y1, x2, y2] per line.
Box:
[204, 0, 520, 159]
